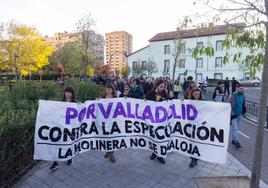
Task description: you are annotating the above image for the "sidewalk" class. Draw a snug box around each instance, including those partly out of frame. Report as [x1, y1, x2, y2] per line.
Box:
[13, 149, 268, 188]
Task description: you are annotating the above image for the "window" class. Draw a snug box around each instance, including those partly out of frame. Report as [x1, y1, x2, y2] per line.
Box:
[196, 73, 203, 82]
[164, 60, 170, 73]
[196, 58, 203, 69]
[178, 59, 185, 68]
[179, 43, 186, 54]
[215, 57, 223, 68]
[164, 45, 170, 55]
[216, 40, 223, 51]
[179, 73, 185, 81]
[214, 73, 223, 79]
[142, 61, 147, 69]
[132, 61, 137, 70]
[197, 42, 203, 49]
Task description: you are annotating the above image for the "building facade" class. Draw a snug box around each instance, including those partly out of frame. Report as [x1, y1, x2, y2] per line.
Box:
[127, 24, 261, 81]
[44, 31, 105, 66]
[105, 31, 133, 75]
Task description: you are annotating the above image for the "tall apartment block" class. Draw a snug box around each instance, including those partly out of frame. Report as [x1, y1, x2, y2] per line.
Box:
[105, 31, 133, 75]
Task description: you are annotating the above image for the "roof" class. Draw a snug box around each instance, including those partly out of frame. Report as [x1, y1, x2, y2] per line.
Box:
[126, 45, 149, 57]
[149, 24, 244, 42]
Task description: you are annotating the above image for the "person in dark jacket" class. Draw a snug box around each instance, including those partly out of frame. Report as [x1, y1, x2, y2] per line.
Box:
[103, 84, 117, 162]
[231, 77, 240, 93]
[188, 88, 204, 168]
[146, 79, 168, 164]
[119, 84, 133, 98]
[144, 78, 154, 96]
[132, 78, 145, 99]
[182, 76, 193, 94]
[228, 84, 246, 148]
[50, 87, 77, 170]
[224, 77, 230, 96]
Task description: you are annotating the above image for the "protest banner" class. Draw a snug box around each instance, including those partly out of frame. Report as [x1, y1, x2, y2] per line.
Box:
[34, 98, 231, 164]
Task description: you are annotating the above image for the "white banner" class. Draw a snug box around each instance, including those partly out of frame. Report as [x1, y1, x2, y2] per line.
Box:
[34, 98, 231, 164]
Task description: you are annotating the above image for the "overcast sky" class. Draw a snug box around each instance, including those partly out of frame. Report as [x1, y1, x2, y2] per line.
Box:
[0, 0, 209, 51]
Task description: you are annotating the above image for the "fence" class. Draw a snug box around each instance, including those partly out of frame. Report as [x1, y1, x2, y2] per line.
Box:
[204, 89, 268, 124]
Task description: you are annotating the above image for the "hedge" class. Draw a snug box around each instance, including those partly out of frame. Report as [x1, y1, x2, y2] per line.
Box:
[0, 80, 104, 187]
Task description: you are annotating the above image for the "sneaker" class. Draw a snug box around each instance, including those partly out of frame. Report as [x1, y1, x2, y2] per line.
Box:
[49, 162, 58, 170]
[157, 157, 166, 164]
[150, 153, 157, 160]
[104, 152, 110, 159]
[67, 159, 72, 165]
[189, 160, 198, 168]
[109, 153, 116, 163]
[236, 142, 242, 148]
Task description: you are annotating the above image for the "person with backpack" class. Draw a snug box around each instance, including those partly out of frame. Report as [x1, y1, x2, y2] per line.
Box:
[228, 84, 246, 148]
[212, 81, 224, 102]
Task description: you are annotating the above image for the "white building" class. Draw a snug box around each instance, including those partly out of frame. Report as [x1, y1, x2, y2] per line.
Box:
[127, 24, 261, 81]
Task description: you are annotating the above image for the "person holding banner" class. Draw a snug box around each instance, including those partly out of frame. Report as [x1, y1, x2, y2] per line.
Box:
[50, 87, 77, 170]
[119, 84, 133, 98]
[184, 81, 195, 99]
[103, 84, 117, 163]
[146, 79, 168, 164]
[189, 88, 204, 168]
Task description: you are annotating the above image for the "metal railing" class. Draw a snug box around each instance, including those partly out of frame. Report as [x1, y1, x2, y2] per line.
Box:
[204, 89, 268, 124]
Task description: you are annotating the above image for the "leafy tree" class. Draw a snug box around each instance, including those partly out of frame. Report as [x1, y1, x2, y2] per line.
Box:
[172, 37, 185, 82]
[49, 41, 93, 76]
[121, 65, 130, 78]
[191, 1, 268, 187]
[0, 21, 53, 80]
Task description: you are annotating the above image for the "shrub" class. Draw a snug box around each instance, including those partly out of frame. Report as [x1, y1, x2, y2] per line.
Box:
[0, 80, 103, 186]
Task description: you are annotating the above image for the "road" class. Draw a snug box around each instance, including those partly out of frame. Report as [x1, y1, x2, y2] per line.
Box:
[206, 87, 268, 184]
[228, 119, 268, 184]
[207, 87, 267, 104]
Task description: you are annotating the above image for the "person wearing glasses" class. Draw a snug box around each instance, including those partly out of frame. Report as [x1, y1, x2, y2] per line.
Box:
[119, 84, 133, 98]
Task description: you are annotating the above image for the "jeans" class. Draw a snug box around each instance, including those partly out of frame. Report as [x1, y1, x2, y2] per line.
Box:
[174, 92, 179, 99]
[231, 115, 242, 143]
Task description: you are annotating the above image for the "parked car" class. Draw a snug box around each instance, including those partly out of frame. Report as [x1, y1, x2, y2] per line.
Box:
[239, 76, 261, 87]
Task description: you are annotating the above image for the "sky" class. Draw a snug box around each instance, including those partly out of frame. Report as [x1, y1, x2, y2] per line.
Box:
[0, 0, 208, 51]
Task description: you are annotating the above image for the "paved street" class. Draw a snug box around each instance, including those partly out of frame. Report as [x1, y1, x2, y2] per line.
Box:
[228, 118, 268, 185]
[14, 149, 267, 188]
[206, 86, 267, 103]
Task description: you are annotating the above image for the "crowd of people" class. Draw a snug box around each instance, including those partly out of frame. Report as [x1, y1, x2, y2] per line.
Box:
[50, 75, 247, 170]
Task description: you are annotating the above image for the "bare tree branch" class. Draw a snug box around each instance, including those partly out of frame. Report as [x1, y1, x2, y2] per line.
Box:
[226, 0, 250, 6]
[243, 0, 267, 15]
[224, 20, 267, 27]
[224, 13, 246, 23]
[219, 7, 255, 11]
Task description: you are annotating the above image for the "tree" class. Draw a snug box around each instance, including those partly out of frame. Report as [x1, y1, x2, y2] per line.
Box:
[0, 21, 53, 80]
[172, 37, 185, 82]
[147, 58, 158, 77]
[132, 60, 146, 76]
[49, 41, 93, 76]
[191, 1, 268, 187]
[76, 13, 96, 76]
[121, 65, 130, 78]
[95, 64, 110, 76]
